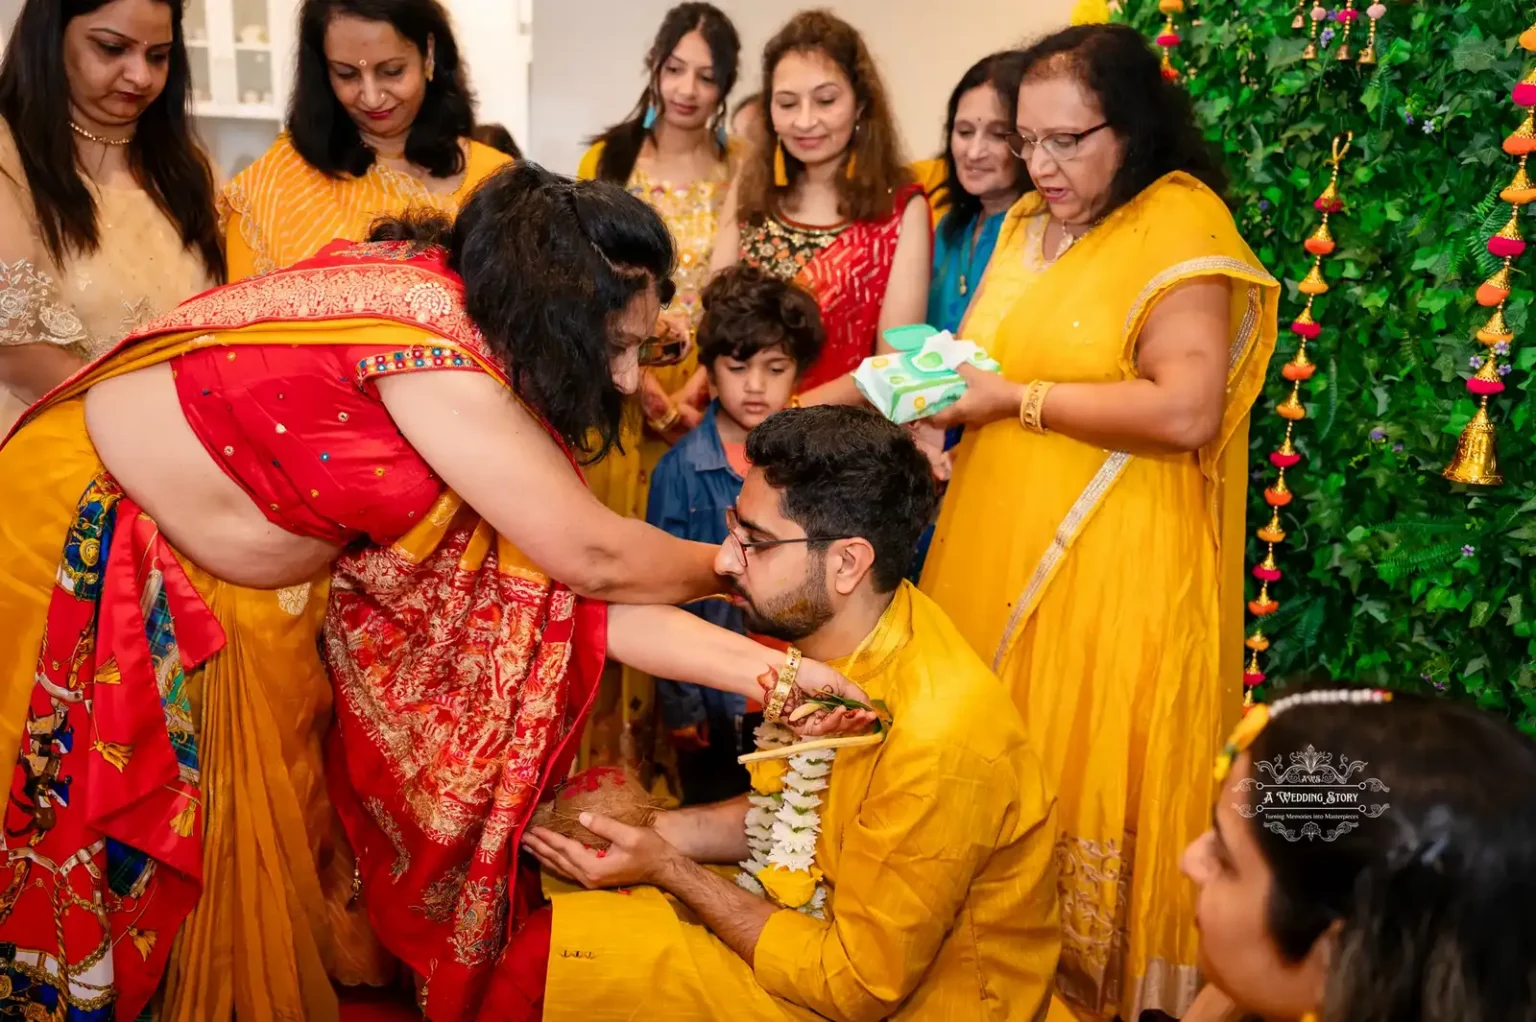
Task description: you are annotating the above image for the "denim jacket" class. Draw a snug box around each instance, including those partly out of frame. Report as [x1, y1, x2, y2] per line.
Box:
[645, 403, 750, 730]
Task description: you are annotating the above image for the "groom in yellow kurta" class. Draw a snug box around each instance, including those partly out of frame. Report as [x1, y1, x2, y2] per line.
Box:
[523, 406, 1061, 1022]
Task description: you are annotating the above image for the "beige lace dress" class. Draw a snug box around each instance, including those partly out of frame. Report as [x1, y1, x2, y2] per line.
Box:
[0, 120, 216, 432]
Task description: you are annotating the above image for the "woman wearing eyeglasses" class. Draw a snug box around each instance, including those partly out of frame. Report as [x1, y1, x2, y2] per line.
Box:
[919, 24, 1279, 1021]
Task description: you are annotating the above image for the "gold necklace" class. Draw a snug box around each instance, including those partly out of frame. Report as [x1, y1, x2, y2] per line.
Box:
[70, 121, 133, 146]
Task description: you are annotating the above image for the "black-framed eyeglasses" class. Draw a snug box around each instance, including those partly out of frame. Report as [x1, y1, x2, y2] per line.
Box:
[724, 506, 850, 558]
[1006, 122, 1110, 162]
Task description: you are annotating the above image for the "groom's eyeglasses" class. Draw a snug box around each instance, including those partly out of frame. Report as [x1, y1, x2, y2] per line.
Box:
[723, 507, 851, 563]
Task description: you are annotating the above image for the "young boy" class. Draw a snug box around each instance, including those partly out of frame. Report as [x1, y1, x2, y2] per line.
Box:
[644, 265, 824, 804]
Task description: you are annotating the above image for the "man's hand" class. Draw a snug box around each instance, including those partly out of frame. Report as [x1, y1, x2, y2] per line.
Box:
[524, 812, 683, 891]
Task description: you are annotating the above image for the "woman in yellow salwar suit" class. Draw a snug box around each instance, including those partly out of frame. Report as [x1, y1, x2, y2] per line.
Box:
[923, 26, 1279, 1020]
[219, 0, 509, 281]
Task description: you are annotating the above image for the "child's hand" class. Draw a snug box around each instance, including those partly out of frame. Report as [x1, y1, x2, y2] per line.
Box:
[905, 420, 952, 483]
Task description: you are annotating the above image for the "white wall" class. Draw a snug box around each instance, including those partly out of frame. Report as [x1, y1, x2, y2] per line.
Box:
[528, 0, 1075, 176]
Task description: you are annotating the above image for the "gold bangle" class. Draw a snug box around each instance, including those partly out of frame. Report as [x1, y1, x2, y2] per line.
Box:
[1018, 380, 1056, 434]
[763, 646, 803, 723]
[789, 394, 803, 409]
[647, 404, 681, 433]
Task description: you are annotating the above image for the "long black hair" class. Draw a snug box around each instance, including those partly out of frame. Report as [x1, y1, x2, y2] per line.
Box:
[589, 3, 739, 185]
[289, 0, 474, 179]
[933, 50, 1027, 246]
[1014, 23, 1228, 217]
[367, 164, 676, 461]
[1240, 687, 1536, 1022]
[0, 0, 224, 280]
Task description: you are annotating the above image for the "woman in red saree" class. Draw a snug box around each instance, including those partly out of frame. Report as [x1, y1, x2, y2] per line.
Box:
[0, 163, 869, 1022]
[706, 10, 931, 403]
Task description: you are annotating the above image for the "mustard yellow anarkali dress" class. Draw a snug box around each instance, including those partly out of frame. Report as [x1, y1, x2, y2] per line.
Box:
[921, 172, 1279, 1020]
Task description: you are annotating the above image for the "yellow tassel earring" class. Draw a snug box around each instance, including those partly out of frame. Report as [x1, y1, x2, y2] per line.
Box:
[845, 148, 857, 180]
[773, 140, 789, 188]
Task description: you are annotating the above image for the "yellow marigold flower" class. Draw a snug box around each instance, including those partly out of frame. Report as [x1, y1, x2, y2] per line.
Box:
[759, 864, 823, 909]
[747, 759, 789, 795]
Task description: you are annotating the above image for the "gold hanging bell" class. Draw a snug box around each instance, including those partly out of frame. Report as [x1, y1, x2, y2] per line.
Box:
[1477, 306, 1514, 346]
[1503, 158, 1536, 205]
[1314, 177, 1341, 210]
[1298, 261, 1330, 296]
[1442, 399, 1502, 487]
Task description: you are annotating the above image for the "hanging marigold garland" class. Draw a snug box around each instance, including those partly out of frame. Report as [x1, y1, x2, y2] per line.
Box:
[1156, 0, 1186, 82]
[1243, 133, 1353, 709]
[1441, 23, 1536, 486]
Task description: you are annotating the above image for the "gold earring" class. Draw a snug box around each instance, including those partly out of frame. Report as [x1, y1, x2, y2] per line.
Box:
[845, 149, 857, 180]
[425, 59, 435, 82]
[773, 140, 788, 188]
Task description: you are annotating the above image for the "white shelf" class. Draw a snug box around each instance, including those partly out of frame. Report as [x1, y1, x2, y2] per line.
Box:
[234, 41, 271, 52]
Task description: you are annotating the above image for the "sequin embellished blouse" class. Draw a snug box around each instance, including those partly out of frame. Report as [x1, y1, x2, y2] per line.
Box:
[171, 327, 479, 546]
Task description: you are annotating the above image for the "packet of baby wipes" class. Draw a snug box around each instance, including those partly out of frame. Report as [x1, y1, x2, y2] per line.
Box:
[853, 324, 1002, 425]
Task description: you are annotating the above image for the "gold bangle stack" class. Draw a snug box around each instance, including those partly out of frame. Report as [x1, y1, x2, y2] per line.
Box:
[763, 646, 804, 723]
[1018, 380, 1056, 434]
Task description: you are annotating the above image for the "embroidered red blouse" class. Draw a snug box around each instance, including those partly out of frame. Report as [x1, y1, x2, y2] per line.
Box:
[172, 338, 478, 545]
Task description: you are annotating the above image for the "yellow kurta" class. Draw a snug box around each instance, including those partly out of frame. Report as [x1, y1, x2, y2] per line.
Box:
[544, 582, 1062, 1022]
[219, 133, 509, 281]
[920, 173, 1279, 1020]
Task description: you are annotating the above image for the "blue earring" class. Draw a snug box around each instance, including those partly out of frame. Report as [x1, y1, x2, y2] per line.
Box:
[716, 122, 728, 147]
[642, 104, 658, 130]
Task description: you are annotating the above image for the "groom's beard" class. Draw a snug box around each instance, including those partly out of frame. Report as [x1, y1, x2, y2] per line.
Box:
[734, 558, 834, 643]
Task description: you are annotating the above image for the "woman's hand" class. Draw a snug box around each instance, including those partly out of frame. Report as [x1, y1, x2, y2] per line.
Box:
[928, 363, 1024, 431]
[771, 657, 879, 737]
[654, 309, 695, 363]
[905, 419, 952, 483]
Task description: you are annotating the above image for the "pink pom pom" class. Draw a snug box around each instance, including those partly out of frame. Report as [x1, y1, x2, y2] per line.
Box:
[1156, 32, 1181, 46]
[1244, 671, 1266, 688]
[1488, 236, 1527, 259]
[1252, 564, 1282, 583]
[1337, 7, 1361, 20]
[1467, 377, 1506, 396]
[1515, 83, 1536, 107]
[1366, 2, 1386, 17]
[1310, 5, 1328, 20]
[1269, 451, 1303, 469]
[1290, 319, 1322, 339]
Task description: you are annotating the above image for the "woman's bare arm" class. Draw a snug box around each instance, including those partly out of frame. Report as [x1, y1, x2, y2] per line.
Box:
[930, 276, 1234, 455]
[379, 370, 721, 604]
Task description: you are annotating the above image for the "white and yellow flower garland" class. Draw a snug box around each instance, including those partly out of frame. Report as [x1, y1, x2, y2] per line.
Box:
[736, 722, 833, 918]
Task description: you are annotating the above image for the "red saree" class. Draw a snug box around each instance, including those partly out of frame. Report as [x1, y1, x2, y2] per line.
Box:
[1, 241, 604, 1022]
[739, 183, 927, 392]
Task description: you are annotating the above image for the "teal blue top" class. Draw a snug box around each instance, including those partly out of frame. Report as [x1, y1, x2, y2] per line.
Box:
[926, 207, 1007, 335]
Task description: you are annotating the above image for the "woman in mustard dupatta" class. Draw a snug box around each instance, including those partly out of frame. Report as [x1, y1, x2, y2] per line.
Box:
[923, 26, 1279, 1020]
[220, 0, 509, 282]
[0, 164, 871, 1022]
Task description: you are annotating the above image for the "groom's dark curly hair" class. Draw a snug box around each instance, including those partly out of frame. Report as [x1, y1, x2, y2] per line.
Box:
[746, 407, 937, 593]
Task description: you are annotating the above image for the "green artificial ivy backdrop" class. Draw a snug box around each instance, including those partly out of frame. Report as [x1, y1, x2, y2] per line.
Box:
[1121, 1, 1536, 731]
